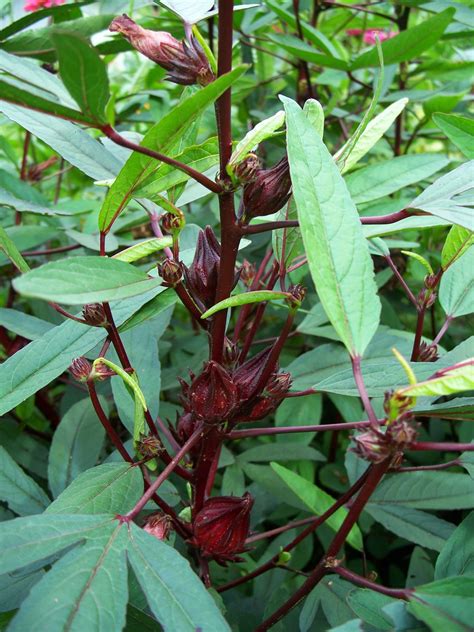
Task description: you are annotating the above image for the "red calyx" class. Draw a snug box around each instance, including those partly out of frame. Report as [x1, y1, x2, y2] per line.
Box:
[190, 493, 254, 563]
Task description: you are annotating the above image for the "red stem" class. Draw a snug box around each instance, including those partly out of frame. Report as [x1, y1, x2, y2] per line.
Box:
[351, 355, 378, 426]
[88, 381, 133, 463]
[123, 425, 204, 521]
[332, 566, 412, 600]
[385, 254, 418, 307]
[101, 125, 221, 194]
[409, 442, 474, 452]
[242, 210, 411, 235]
[218, 465, 372, 593]
[228, 420, 373, 439]
[256, 459, 391, 630]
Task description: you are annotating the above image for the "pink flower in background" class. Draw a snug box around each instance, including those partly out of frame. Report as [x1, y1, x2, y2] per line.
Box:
[24, 0, 65, 12]
[347, 28, 396, 45]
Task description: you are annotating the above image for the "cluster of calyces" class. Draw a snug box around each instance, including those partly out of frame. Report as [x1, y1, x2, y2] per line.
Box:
[352, 390, 418, 467]
[189, 493, 254, 565]
[109, 15, 214, 86]
[177, 346, 292, 439]
[240, 156, 292, 222]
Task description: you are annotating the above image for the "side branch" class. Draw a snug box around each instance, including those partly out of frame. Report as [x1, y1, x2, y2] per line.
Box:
[101, 125, 221, 194]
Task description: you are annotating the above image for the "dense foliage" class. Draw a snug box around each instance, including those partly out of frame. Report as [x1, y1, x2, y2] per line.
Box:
[0, 1, 473, 630]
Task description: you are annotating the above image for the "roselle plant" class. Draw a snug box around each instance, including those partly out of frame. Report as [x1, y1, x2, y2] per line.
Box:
[0, 0, 473, 630]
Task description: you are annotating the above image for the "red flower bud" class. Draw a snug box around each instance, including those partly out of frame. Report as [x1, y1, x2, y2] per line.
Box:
[69, 357, 92, 382]
[109, 15, 213, 85]
[352, 419, 417, 464]
[287, 284, 306, 309]
[188, 361, 238, 423]
[144, 513, 172, 541]
[82, 303, 108, 327]
[242, 157, 291, 221]
[137, 434, 164, 458]
[265, 371, 292, 398]
[417, 341, 439, 362]
[234, 153, 261, 184]
[183, 226, 221, 309]
[222, 337, 239, 368]
[191, 493, 253, 562]
[158, 258, 183, 286]
[240, 260, 256, 287]
[161, 211, 185, 235]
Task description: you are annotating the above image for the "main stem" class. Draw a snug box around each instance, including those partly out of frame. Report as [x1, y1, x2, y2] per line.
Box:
[256, 459, 391, 630]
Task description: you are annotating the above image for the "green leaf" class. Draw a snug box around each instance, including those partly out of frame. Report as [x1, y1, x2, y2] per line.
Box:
[0, 513, 113, 575]
[99, 66, 247, 233]
[0, 287, 163, 415]
[47, 463, 143, 515]
[408, 161, 474, 230]
[400, 363, 474, 398]
[435, 512, 474, 579]
[8, 523, 128, 632]
[347, 590, 396, 631]
[52, 32, 109, 125]
[283, 96, 380, 357]
[48, 398, 106, 498]
[303, 99, 324, 137]
[135, 138, 220, 201]
[346, 154, 449, 205]
[0, 187, 77, 217]
[339, 99, 408, 174]
[237, 443, 325, 463]
[433, 113, 474, 159]
[113, 237, 173, 263]
[408, 576, 474, 632]
[370, 472, 474, 510]
[126, 522, 231, 631]
[201, 290, 288, 319]
[335, 43, 385, 173]
[365, 504, 455, 552]
[228, 110, 285, 173]
[271, 462, 363, 550]
[0, 308, 53, 341]
[268, 33, 348, 70]
[264, 0, 340, 57]
[351, 9, 455, 69]
[0, 102, 121, 180]
[439, 246, 474, 317]
[0, 225, 29, 273]
[0, 79, 96, 125]
[441, 225, 474, 270]
[13, 256, 163, 305]
[0, 445, 50, 516]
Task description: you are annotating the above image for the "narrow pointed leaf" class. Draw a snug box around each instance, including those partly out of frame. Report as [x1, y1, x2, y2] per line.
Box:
[283, 96, 380, 357]
[113, 237, 173, 263]
[52, 32, 109, 125]
[228, 110, 285, 172]
[201, 290, 288, 319]
[0, 79, 96, 125]
[351, 9, 455, 69]
[271, 462, 363, 550]
[433, 113, 474, 159]
[0, 225, 29, 273]
[439, 246, 474, 317]
[441, 225, 474, 270]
